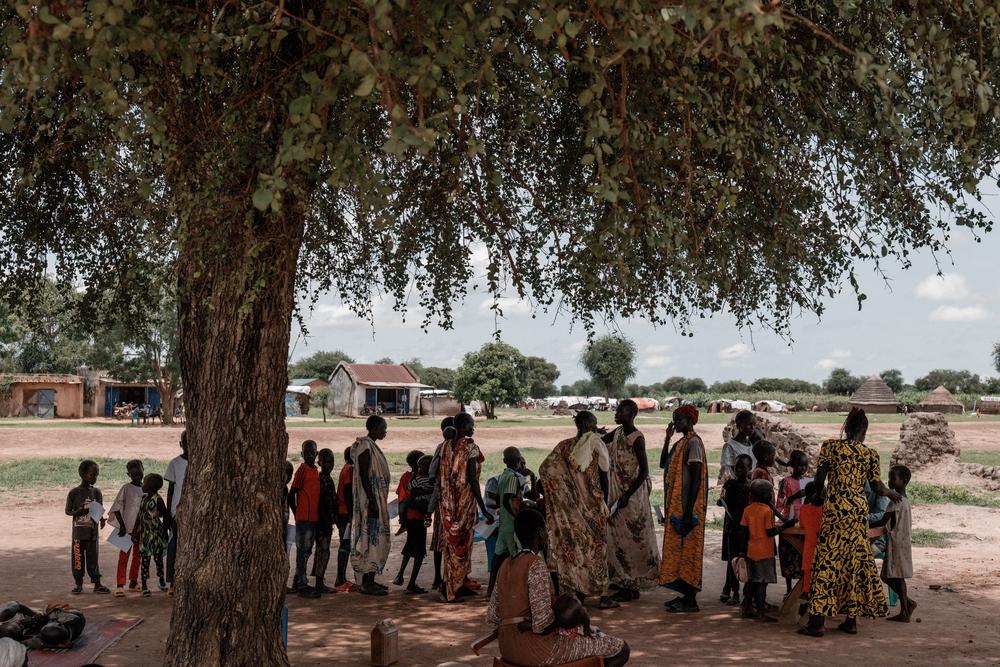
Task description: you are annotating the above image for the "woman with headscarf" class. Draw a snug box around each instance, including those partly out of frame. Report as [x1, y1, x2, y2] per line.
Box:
[438, 412, 491, 602]
[603, 399, 661, 602]
[799, 408, 900, 637]
[539, 410, 618, 608]
[658, 404, 708, 613]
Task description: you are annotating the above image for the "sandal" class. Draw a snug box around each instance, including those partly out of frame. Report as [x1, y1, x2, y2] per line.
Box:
[359, 584, 388, 596]
[597, 597, 620, 610]
[797, 627, 824, 637]
[837, 621, 857, 635]
[665, 599, 700, 613]
[405, 586, 427, 595]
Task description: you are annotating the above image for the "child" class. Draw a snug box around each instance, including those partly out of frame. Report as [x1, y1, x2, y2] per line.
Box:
[395, 450, 423, 537]
[393, 453, 433, 593]
[311, 448, 337, 595]
[751, 440, 777, 487]
[487, 447, 524, 597]
[109, 459, 144, 596]
[333, 446, 354, 591]
[798, 481, 823, 612]
[65, 460, 109, 594]
[289, 440, 321, 597]
[777, 450, 812, 594]
[134, 473, 169, 597]
[740, 479, 796, 622]
[164, 431, 188, 596]
[876, 465, 915, 622]
[719, 453, 752, 606]
[549, 593, 593, 638]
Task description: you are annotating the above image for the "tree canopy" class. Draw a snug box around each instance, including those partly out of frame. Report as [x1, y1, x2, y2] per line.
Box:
[914, 369, 985, 394]
[5, 2, 1000, 665]
[581, 335, 636, 398]
[453, 341, 528, 418]
[879, 368, 905, 394]
[993, 342, 1000, 375]
[288, 350, 354, 381]
[661, 376, 708, 394]
[824, 368, 864, 395]
[523, 355, 561, 398]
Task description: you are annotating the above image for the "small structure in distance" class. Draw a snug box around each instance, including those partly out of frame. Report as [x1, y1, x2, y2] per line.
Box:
[327, 363, 429, 417]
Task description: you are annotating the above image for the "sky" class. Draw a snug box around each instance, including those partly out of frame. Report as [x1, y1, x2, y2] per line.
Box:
[289, 211, 1000, 388]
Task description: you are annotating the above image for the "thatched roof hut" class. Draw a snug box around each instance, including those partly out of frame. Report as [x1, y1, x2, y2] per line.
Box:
[850, 375, 899, 414]
[916, 385, 964, 414]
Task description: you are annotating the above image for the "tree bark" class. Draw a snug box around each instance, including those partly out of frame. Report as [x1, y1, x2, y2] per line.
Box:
[166, 204, 304, 666]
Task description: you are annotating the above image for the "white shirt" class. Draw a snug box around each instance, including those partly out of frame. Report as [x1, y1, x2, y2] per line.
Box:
[164, 455, 188, 517]
[108, 482, 144, 534]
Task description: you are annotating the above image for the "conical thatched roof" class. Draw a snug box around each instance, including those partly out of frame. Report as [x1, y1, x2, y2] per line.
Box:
[917, 385, 963, 409]
[850, 375, 899, 406]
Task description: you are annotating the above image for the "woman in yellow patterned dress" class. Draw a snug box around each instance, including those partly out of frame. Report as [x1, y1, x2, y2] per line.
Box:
[800, 408, 901, 637]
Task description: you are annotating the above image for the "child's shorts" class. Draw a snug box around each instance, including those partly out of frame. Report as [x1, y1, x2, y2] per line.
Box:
[748, 558, 777, 584]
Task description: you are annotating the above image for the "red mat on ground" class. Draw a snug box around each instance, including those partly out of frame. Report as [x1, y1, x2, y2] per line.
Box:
[27, 618, 143, 667]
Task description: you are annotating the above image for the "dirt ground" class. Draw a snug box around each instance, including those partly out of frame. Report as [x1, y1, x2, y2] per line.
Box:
[2, 422, 1000, 665]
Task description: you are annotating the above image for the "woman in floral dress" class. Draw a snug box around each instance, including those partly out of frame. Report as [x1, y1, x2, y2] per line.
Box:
[800, 408, 901, 637]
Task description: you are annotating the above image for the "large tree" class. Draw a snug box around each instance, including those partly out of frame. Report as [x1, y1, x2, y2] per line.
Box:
[287, 349, 354, 381]
[3, 3, 999, 664]
[914, 369, 983, 394]
[453, 341, 528, 419]
[824, 368, 863, 395]
[523, 355, 561, 398]
[993, 343, 1000, 375]
[880, 368, 905, 394]
[581, 335, 636, 398]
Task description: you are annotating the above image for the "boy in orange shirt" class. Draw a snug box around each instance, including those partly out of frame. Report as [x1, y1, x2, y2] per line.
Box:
[741, 479, 796, 622]
[798, 482, 823, 601]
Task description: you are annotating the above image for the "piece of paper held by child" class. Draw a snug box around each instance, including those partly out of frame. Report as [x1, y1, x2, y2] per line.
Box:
[87, 501, 105, 524]
[388, 499, 399, 520]
[474, 515, 498, 539]
[107, 530, 133, 552]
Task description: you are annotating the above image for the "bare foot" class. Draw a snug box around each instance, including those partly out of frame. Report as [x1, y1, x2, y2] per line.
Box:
[888, 613, 911, 623]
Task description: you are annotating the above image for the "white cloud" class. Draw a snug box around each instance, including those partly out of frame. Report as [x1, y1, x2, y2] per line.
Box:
[308, 304, 367, 327]
[929, 305, 989, 322]
[645, 344, 672, 354]
[645, 355, 673, 368]
[479, 296, 533, 317]
[718, 343, 750, 361]
[816, 359, 839, 371]
[915, 273, 971, 301]
[831, 349, 852, 359]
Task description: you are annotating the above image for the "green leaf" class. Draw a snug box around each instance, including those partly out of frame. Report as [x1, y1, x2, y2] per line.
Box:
[52, 24, 73, 40]
[252, 188, 273, 211]
[354, 75, 376, 97]
[289, 95, 311, 116]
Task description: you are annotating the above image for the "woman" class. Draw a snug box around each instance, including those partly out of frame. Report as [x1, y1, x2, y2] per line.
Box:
[658, 405, 708, 613]
[487, 509, 630, 666]
[539, 411, 618, 608]
[438, 412, 491, 602]
[718, 409, 759, 485]
[604, 399, 661, 601]
[350, 415, 392, 596]
[799, 407, 901, 637]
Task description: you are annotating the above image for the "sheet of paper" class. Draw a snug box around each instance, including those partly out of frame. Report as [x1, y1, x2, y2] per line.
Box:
[107, 530, 133, 553]
[474, 516, 498, 539]
[388, 499, 399, 520]
[87, 501, 105, 524]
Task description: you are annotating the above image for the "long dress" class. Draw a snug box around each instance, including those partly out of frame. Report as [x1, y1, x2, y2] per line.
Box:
[350, 436, 392, 576]
[807, 439, 888, 619]
[658, 430, 708, 592]
[606, 428, 660, 590]
[439, 435, 484, 601]
[540, 435, 611, 598]
[487, 550, 624, 666]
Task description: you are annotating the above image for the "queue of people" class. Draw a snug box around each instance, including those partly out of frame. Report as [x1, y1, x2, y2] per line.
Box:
[51, 404, 916, 667]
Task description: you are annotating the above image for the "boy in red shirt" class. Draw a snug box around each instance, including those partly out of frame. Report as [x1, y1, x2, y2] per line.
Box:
[334, 446, 354, 591]
[741, 479, 796, 622]
[798, 481, 823, 601]
[289, 440, 321, 597]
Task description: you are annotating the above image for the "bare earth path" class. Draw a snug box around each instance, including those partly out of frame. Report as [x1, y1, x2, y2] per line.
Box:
[2, 422, 999, 665]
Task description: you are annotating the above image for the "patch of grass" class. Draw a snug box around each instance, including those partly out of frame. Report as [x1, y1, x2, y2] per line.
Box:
[960, 451, 1000, 467]
[0, 458, 172, 491]
[706, 515, 725, 530]
[911, 528, 958, 548]
[907, 482, 1000, 509]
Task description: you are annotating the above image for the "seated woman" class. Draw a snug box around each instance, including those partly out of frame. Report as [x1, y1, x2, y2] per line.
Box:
[486, 509, 630, 667]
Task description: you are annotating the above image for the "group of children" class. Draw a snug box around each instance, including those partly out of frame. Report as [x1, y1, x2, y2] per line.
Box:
[64, 435, 188, 597]
[718, 439, 916, 623]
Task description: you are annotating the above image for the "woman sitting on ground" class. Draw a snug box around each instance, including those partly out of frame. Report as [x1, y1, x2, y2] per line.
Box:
[486, 509, 630, 667]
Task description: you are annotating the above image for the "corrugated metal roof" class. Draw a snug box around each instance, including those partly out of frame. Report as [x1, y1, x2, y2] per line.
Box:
[7, 373, 82, 384]
[345, 364, 419, 384]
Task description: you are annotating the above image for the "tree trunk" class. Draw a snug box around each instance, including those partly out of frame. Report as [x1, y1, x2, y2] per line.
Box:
[159, 380, 175, 425]
[166, 205, 304, 666]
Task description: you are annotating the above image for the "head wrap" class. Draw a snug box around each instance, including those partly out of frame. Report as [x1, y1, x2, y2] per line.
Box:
[674, 404, 700, 426]
[0, 638, 27, 667]
[571, 431, 610, 473]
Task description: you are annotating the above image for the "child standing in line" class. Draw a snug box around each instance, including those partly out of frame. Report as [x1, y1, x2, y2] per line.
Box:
[289, 440, 321, 597]
[777, 450, 812, 594]
[164, 431, 188, 597]
[134, 473, 169, 597]
[798, 481, 823, 613]
[393, 452, 433, 593]
[719, 453, 752, 606]
[751, 441, 778, 488]
[109, 459, 145, 596]
[487, 447, 524, 597]
[740, 479, 796, 622]
[333, 446, 355, 591]
[876, 465, 916, 622]
[65, 460, 109, 594]
[311, 448, 338, 595]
